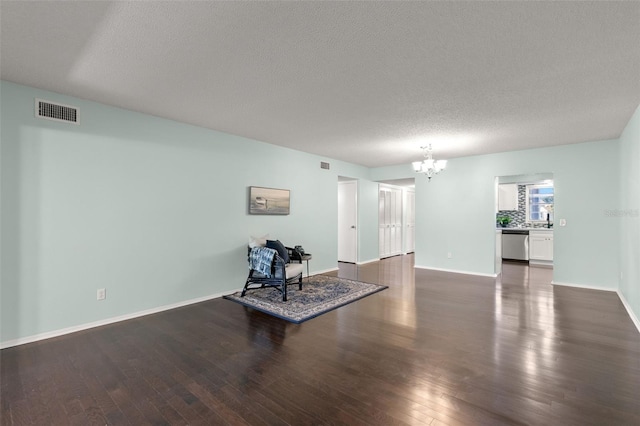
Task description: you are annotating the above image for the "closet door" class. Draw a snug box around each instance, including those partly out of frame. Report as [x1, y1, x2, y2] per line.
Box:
[388, 190, 396, 255]
[393, 189, 402, 254]
[379, 185, 404, 258]
[379, 187, 391, 258]
[379, 189, 386, 257]
[405, 190, 415, 253]
[384, 190, 391, 256]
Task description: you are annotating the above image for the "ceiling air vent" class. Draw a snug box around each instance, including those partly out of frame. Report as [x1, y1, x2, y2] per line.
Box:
[35, 98, 79, 124]
[320, 161, 330, 170]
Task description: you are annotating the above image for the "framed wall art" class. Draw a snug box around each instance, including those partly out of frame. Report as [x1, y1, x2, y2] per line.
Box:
[249, 186, 290, 215]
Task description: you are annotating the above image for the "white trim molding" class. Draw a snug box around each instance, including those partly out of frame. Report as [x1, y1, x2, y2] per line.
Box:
[0, 289, 241, 349]
[309, 267, 339, 276]
[529, 260, 553, 268]
[357, 258, 380, 265]
[415, 265, 498, 278]
[617, 290, 640, 334]
[550, 281, 616, 292]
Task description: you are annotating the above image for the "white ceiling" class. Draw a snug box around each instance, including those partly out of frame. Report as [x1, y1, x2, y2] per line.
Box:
[2, 1, 639, 168]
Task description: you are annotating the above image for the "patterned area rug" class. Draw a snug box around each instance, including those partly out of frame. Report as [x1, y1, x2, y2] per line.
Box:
[224, 275, 388, 323]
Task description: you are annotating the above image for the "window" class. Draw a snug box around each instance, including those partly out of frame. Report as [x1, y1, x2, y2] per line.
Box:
[526, 184, 554, 222]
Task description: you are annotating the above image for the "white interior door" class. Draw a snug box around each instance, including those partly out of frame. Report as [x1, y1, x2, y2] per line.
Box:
[338, 181, 358, 263]
[379, 190, 385, 256]
[406, 190, 415, 253]
[393, 189, 403, 254]
[384, 190, 391, 255]
[389, 190, 397, 254]
[394, 189, 402, 253]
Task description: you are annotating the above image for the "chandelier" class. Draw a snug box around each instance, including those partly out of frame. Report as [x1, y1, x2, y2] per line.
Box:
[412, 144, 447, 181]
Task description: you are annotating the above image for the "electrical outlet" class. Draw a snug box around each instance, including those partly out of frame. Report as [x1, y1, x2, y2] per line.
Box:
[447, 252, 452, 259]
[97, 288, 106, 301]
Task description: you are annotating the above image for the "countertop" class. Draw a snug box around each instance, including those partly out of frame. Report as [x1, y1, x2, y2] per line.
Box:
[496, 228, 554, 232]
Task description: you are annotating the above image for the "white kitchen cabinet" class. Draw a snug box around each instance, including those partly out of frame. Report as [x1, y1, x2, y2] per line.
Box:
[498, 184, 518, 211]
[529, 231, 553, 262]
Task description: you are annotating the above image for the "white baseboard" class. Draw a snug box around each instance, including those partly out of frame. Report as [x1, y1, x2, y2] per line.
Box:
[310, 267, 339, 276]
[357, 258, 380, 265]
[0, 288, 241, 349]
[616, 290, 640, 334]
[415, 265, 498, 278]
[550, 281, 616, 292]
[529, 260, 553, 268]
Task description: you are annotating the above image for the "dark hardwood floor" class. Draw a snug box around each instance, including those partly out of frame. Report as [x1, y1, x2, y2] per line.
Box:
[2, 255, 640, 425]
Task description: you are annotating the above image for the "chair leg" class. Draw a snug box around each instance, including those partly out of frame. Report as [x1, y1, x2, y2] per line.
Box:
[241, 270, 254, 297]
[298, 274, 302, 290]
[282, 279, 287, 302]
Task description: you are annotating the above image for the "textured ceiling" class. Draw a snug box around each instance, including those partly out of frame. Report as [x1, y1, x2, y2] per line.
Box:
[2, 1, 639, 168]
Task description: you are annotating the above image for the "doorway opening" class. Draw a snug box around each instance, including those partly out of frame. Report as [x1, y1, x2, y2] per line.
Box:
[495, 173, 555, 277]
[377, 178, 415, 259]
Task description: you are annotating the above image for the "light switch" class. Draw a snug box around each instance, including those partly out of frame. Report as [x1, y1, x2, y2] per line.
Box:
[559, 219, 566, 227]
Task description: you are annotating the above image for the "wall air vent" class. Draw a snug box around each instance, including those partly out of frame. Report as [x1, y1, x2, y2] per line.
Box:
[320, 161, 330, 170]
[35, 99, 79, 124]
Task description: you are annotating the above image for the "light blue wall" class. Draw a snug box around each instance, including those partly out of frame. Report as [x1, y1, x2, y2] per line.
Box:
[373, 141, 621, 287]
[619, 104, 640, 322]
[0, 81, 372, 343]
[2, 79, 636, 343]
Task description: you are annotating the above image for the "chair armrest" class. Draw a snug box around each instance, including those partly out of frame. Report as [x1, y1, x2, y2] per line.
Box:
[273, 253, 287, 276]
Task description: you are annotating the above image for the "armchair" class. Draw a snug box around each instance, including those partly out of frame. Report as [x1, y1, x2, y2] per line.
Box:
[242, 246, 303, 302]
